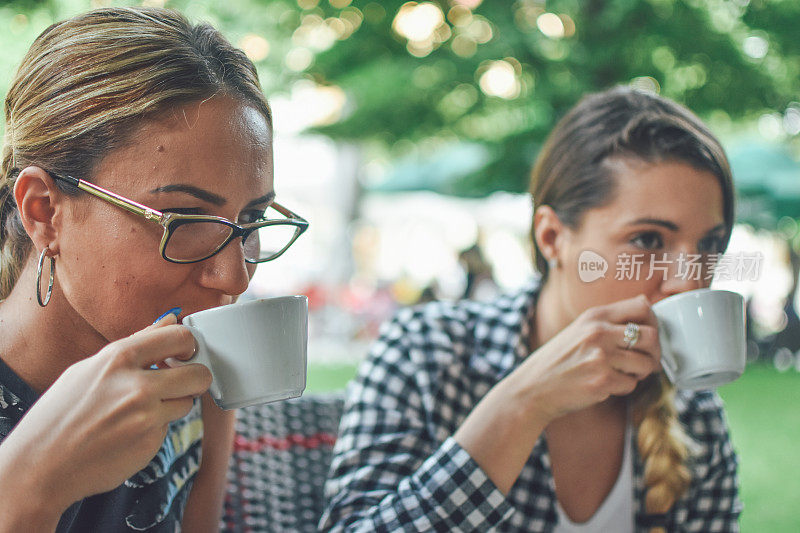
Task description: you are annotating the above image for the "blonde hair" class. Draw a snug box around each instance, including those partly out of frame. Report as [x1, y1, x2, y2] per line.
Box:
[631, 374, 695, 532]
[0, 6, 271, 298]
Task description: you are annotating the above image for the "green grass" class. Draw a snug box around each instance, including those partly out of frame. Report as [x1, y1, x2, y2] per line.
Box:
[718, 364, 800, 532]
[308, 361, 800, 531]
[306, 362, 359, 393]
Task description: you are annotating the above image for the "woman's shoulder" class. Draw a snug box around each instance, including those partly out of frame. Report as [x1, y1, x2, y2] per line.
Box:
[366, 299, 491, 379]
[671, 388, 741, 508]
[673, 388, 737, 471]
[674, 389, 730, 436]
[364, 283, 538, 381]
[382, 281, 538, 345]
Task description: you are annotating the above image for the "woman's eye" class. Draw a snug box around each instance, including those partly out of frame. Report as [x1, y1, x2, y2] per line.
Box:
[240, 210, 267, 224]
[630, 231, 663, 250]
[698, 235, 726, 255]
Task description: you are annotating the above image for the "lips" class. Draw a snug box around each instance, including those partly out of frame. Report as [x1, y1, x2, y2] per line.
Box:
[178, 301, 233, 322]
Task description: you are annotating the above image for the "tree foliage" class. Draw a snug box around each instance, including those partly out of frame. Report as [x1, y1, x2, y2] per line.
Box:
[0, 0, 797, 197]
[288, 0, 800, 195]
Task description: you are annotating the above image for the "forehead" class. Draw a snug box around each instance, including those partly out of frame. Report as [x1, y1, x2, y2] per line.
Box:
[576, 158, 725, 233]
[93, 96, 273, 198]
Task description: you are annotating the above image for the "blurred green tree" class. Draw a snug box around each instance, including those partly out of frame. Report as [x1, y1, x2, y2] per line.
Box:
[283, 0, 800, 195]
[0, 0, 797, 198]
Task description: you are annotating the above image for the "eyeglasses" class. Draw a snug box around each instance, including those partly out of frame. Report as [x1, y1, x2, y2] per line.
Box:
[49, 173, 308, 264]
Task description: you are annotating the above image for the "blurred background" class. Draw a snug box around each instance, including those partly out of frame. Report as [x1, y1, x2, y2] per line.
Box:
[0, 0, 798, 530]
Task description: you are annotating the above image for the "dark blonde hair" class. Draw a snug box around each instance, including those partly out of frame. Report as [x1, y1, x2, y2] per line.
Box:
[0, 6, 271, 298]
[530, 87, 735, 530]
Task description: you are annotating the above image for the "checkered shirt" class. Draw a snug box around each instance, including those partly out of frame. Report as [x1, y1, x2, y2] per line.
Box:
[320, 280, 743, 532]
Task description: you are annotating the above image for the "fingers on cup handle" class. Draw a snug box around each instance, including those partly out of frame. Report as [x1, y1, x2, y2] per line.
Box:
[611, 323, 660, 356]
[114, 324, 197, 369]
[155, 328, 215, 400]
[157, 363, 213, 400]
[160, 396, 197, 424]
[593, 294, 656, 327]
[166, 326, 200, 364]
[611, 347, 660, 380]
[164, 326, 203, 368]
[609, 370, 640, 396]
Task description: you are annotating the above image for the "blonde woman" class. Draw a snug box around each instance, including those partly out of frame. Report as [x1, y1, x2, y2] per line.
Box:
[0, 7, 307, 531]
[321, 87, 742, 532]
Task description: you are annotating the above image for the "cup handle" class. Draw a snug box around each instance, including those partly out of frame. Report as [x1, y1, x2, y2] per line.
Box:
[169, 325, 223, 401]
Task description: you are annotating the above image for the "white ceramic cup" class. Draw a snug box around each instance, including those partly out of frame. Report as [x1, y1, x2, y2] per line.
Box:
[179, 295, 308, 410]
[652, 289, 746, 390]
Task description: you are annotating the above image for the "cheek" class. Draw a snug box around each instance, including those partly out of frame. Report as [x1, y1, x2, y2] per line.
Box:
[562, 243, 663, 312]
[56, 219, 188, 338]
[63, 220, 159, 287]
[73, 260, 191, 340]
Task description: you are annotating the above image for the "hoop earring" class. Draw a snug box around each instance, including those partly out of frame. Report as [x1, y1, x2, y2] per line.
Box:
[36, 246, 55, 307]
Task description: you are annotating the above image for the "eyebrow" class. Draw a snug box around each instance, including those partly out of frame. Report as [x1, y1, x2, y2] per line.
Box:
[150, 184, 275, 209]
[627, 218, 726, 235]
[246, 192, 276, 209]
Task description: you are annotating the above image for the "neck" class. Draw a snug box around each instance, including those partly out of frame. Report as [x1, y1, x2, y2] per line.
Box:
[531, 274, 572, 351]
[0, 258, 106, 394]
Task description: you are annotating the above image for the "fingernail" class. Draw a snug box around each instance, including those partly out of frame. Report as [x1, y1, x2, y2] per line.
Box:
[153, 307, 182, 324]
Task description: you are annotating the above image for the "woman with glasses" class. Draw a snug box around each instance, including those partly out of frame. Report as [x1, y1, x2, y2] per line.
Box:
[321, 87, 742, 532]
[0, 7, 305, 531]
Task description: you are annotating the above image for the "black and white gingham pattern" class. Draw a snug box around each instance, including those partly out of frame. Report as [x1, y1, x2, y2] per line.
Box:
[223, 394, 344, 533]
[320, 280, 743, 532]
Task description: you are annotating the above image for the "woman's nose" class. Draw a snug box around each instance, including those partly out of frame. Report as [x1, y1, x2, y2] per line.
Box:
[657, 251, 705, 299]
[196, 238, 251, 296]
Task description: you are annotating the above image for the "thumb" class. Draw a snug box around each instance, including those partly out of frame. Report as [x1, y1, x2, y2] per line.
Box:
[134, 308, 181, 360]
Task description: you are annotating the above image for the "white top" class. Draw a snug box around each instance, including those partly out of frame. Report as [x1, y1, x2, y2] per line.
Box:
[553, 420, 634, 533]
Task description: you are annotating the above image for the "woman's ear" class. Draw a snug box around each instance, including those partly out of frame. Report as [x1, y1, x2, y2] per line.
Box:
[533, 205, 566, 267]
[13, 166, 63, 254]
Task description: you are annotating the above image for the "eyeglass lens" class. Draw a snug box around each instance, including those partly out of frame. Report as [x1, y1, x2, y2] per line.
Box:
[165, 221, 300, 262]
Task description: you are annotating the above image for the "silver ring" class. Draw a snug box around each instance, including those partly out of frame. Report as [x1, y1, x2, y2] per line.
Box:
[623, 322, 640, 349]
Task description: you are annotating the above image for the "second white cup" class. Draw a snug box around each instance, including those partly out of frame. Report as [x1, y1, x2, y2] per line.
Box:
[652, 288, 746, 390]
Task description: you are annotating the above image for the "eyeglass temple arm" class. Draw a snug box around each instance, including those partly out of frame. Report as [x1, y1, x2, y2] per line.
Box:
[271, 201, 308, 224]
[55, 173, 303, 228]
[57, 174, 166, 224]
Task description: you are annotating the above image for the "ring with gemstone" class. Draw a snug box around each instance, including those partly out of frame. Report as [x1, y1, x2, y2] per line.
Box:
[623, 322, 640, 349]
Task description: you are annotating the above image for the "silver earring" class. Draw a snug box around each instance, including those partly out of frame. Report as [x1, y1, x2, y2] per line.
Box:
[36, 246, 55, 307]
[548, 257, 559, 271]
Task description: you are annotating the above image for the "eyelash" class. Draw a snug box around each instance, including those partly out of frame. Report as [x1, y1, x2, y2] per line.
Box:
[162, 208, 267, 223]
[240, 210, 268, 224]
[629, 231, 726, 254]
[630, 231, 663, 250]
